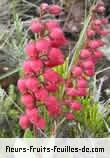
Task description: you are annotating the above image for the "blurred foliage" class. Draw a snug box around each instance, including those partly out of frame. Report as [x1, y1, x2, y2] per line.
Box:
[0, 84, 22, 137]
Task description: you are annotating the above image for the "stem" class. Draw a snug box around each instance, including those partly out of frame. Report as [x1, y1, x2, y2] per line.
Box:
[1, 88, 23, 113]
[51, 118, 66, 137]
[0, 67, 21, 80]
[96, 66, 110, 75]
[33, 125, 38, 137]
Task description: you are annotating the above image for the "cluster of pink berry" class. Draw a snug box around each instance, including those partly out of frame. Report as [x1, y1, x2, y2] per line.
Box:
[17, 3, 68, 130]
[65, 1, 108, 111]
[18, 1, 109, 130]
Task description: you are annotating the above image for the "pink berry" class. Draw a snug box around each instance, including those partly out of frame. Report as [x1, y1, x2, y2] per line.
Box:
[65, 113, 75, 121]
[101, 18, 108, 24]
[47, 48, 64, 67]
[19, 114, 29, 129]
[21, 94, 35, 109]
[66, 88, 78, 97]
[30, 20, 44, 33]
[51, 36, 68, 47]
[97, 6, 105, 13]
[35, 88, 48, 102]
[70, 101, 82, 110]
[93, 19, 102, 26]
[45, 82, 58, 92]
[30, 59, 43, 74]
[26, 108, 39, 123]
[97, 40, 105, 47]
[85, 68, 95, 77]
[23, 60, 32, 74]
[77, 79, 88, 88]
[40, 3, 49, 12]
[26, 78, 39, 91]
[48, 5, 62, 15]
[89, 40, 104, 49]
[45, 96, 60, 116]
[94, 50, 103, 59]
[99, 29, 108, 36]
[37, 118, 46, 129]
[77, 88, 87, 96]
[80, 49, 91, 58]
[92, 24, 101, 31]
[46, 20, 60, 31]
[83, 60, 94, 69]
[36, 38, 51, 52]
[50, 28, 64, 40]
[87, 29, 95, 38]
[25, 41, 37, 58]
[44, 69, 61, 83]
[17, 79, 27, 93]
[72, 66, 83, 77]
[87, 55, 97, 64]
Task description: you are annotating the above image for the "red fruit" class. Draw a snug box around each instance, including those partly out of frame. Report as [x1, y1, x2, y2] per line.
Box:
[93, 19, 102, 26]
[26, 78, 39, 91]
[21, 94, 35, 109]
[99, 29, 108, 36]
[50, 28, 64, 40]
[51, 37, 68, 47]
[45, 96, 60, 116]
[36, 38, 51, 52]
[35, 88, 48, 102]
[44, 69, 62, 83]
[94, 50, 103, 59]
[47, 48, 64, 67]
[30, 20, 44, 33]
[66, 88, 78, 97]
[40, 3, 49, 12]
[17, 79, 27, 93]
[83, 60, 94, 69]
[45, 82, 58, 92]
[97, 40, 105, 47]
[97, 6, 105, 13]
[30, 59, 43, 74]
[92, 24, 101, 31]
[48, 5, 62, 15]
[72, 66, 83, 77]
[77, 88, 87, 96]
[101, 18, 108, 24]
[80, 49, 91, 58]
[65, 113, 75, 121]
[46, 20, 60, 31]
[25, 41, 37, 58]
[26, 108, 39, 123]
[70, 101, 82, 110]
[87, 29, 95, 38]
[23, 60, 32, 74]
[77, 79, 88, 88]
[37, 118, 46, 129]
[19, 114, 29, 129]
[87, 55, 97, 64]
[89, 40, 104, 49]
[85, 68, 95, 77]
